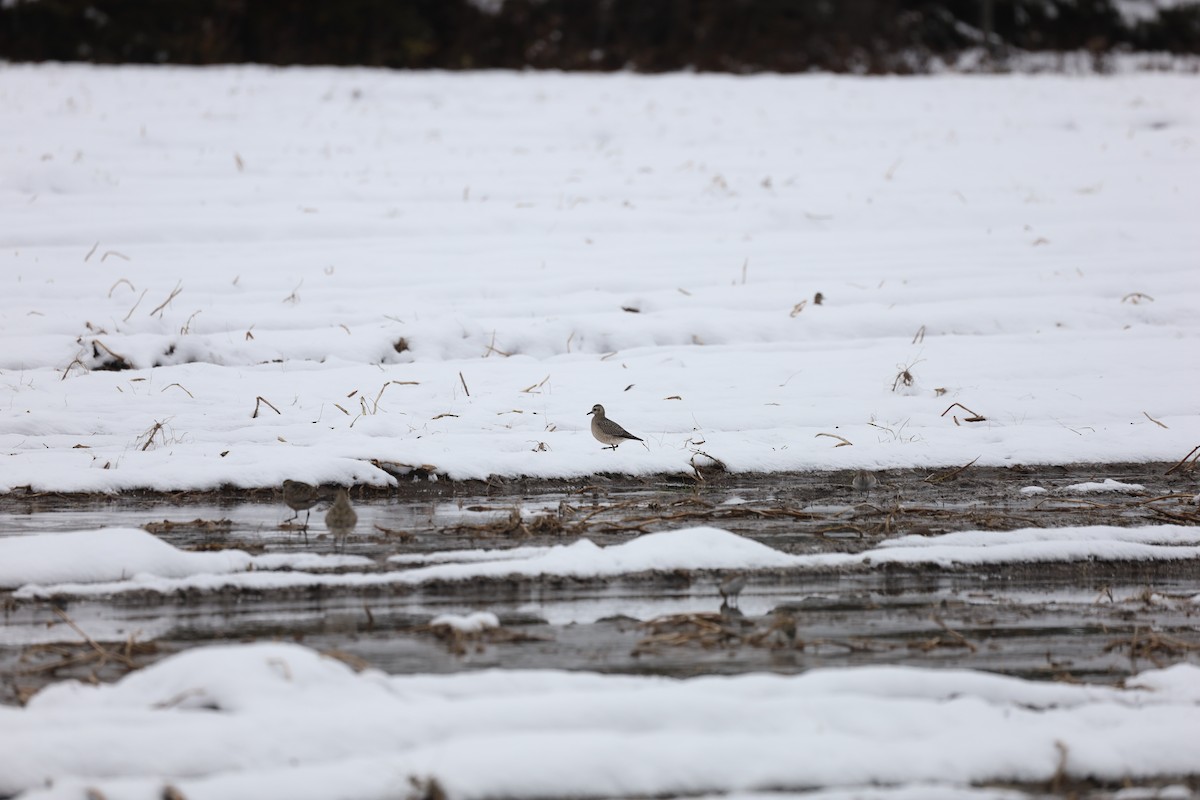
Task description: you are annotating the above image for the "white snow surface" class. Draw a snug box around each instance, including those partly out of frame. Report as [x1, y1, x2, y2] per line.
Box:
[2, 641, 1198, 799]
[1062, 478, 1147, 493]
[429, 611, 501, 632]
[9, 524, 1200, 598]
[1, 65, 1198, 492]
[0, 527, 365, 589]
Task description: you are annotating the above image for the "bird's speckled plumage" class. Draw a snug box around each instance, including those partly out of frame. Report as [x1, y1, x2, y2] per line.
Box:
[282, 479, 321, 526]
[852, 470, 879, 497]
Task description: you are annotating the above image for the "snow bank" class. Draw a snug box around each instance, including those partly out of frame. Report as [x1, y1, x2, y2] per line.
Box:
[2, 642, 1198, 799]
[1062, 479, 1147, 493]
[0, 528, 368, 590]
[430, 611, 500, 632]
[9, 524, 1200, 599]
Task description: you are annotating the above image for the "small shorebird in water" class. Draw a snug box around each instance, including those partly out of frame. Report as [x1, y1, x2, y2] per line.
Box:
[325, 488, 358, 551]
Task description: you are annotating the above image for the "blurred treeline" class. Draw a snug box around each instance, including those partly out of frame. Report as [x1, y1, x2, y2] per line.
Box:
[2, 0, 1197, 72]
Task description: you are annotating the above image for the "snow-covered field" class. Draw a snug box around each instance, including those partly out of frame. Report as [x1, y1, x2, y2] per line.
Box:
[2, 65, 1198, 492]
[3, 64, 1199, 799]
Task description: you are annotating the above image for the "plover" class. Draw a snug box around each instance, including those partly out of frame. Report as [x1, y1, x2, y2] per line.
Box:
[851, 470, 879, 497]
[718, 572, 747, 608]
[282, 480, 321, 527]
[325, 488, 358, 545]
[587, 404, 644, 450]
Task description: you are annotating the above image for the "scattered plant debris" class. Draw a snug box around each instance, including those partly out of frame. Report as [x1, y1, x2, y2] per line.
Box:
[251, 396, 281, 418]
[941, 402, 986, 424]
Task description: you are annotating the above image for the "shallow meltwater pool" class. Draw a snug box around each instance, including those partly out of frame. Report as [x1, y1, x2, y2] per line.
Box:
[2, 463, 1197, 702]
[2, 464, 1199, 799]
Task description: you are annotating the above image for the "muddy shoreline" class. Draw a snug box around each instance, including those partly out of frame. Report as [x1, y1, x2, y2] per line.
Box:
[2, 460, 1194, 504]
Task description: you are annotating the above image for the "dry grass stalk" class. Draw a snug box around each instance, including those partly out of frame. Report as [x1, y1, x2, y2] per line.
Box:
[251, 396, 280, 418]
[891, 358, 922, 392]
[924, 456, 980, 484]
[179, 311, 201, 335]
[421, 619, 547, 657]
[161, 383, 194, 398]
[458, 371, 470, 397]
[1142, 411, 1168, 429]
[633, 612, 749, 656]
[101, 250, 130, 262]
[149, 281, 182, 317]
[815, 432, 853, 447]
[689, 449, 727, 481]
[1104, 626, 1200, 669]
[932, 615, 978, 652]
[912, 324, 926, 344]
[373, 524, 416, 543]
[60, 357, 87, 381]
[91, 339, 131, 369]
[366, 380, 408, 414]
[1165, 444, 1200, 475]
[51, 607, 137, 669]
[483, 330, 511, 357]
[137, 419, 168, 451]
[122, 289, 148, 322]
[107, 278, 134, 297]
[814, 522, 868, 538]
[84, 241, 99, 262]
[940, 402, 986, 423]
[521, 375, 551, 393]
[143, 518, 231, 534]
[1121, 292, 1154, 304]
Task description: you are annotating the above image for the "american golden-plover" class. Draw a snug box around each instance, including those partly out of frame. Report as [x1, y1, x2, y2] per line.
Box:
[282, 479, 321, 527]
[851, 470, 879, 497]
[587, 404, 644, 450]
